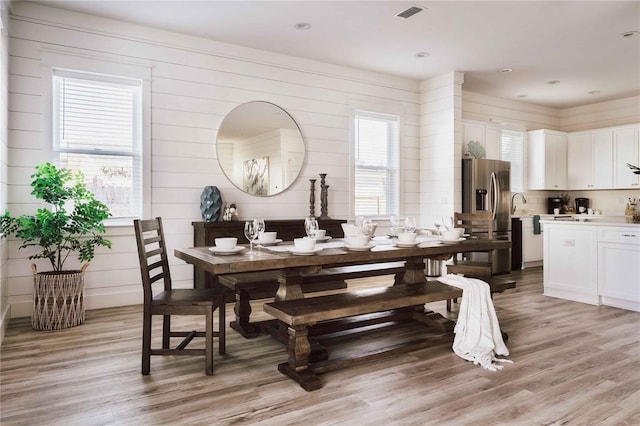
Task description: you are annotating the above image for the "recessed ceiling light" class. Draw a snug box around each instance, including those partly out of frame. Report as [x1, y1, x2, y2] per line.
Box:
[621, 30, 639, 38]
[415, 52, 430, 58]
[588, 90, 601, 95]
[516, 94, 528, 98]
[294, 22, 311, 30]
[499, 68, 513, 73]
[547, 80, 560, 85]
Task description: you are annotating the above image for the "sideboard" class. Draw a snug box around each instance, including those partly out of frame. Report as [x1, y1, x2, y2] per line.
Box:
[192, 219, 346, 288]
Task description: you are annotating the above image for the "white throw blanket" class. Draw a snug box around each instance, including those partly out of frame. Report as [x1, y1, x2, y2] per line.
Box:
[437, 274, 513, 371]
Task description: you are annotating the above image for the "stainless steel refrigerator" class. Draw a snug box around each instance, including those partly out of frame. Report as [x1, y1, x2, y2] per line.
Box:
[461, 158, 511, 274]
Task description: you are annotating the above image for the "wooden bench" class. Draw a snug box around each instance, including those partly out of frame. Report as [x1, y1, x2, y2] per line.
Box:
[443, 275, 516, 311]
[263, 276, 516, 391]
[218, 261, 406, 338]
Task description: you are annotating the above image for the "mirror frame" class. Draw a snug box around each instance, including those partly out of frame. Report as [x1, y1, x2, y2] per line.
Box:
[216, 101, 305, 197]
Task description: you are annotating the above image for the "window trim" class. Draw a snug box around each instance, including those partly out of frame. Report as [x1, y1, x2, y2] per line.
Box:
[40, 49, 151, 225]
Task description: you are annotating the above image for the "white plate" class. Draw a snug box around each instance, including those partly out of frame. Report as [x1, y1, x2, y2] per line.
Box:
[208, 246, 245, 255]
[258, 239, 283, 246]
[345, 243, 375, 252]
[394, 241, 419, 248]
[438, 237, 466, 243]
[289, 247, 323, 255]
[315, 236, 332, 242]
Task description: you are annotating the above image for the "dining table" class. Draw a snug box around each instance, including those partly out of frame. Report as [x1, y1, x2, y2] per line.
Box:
[174, 235, 511, 324]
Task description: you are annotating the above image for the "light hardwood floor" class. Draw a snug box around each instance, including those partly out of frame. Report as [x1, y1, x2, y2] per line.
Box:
[1, 268, 639, 425]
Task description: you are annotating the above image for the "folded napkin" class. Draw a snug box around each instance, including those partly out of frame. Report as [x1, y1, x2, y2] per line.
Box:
[437, 274, 512, 371]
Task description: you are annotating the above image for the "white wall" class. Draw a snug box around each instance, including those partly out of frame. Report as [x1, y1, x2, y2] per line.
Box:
[1, 0, 10, 340]
[6, 2, 421, 318]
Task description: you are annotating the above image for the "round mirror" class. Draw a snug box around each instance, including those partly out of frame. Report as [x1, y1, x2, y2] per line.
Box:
[216, 101, 305, 196]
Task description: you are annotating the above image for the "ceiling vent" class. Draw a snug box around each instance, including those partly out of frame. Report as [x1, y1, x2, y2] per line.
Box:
[395, 5, 424, 19]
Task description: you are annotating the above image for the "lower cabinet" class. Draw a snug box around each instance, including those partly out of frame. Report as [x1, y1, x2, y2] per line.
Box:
[544, 222, 640, 311]
[522, 217, 543, 266]
[597, 227, 640, 311]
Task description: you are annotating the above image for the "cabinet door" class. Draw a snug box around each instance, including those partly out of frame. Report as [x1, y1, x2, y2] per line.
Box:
[591, 131, 613, 189]
[613, 126, 640, 188]
[567, 133, 591, 189]
[598, 242, 640, 309]
[547, 133, 567, 189]
[522, 223, 543, 262]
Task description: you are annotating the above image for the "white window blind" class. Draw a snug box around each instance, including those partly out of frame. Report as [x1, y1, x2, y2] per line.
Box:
[53, 70, 142, 219]
[354, 111, 399, 217]
[501, 130, 524, 193]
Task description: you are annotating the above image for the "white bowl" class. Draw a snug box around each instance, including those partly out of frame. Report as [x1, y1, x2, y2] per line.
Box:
[348, 235, 370, 247]
[215, 237, 237, 250]
[258, 231, 277, 244]
[397, 232, 416, 243]
[441, 230, 460, 241]
[314, 229, 326, 239]
[294, 237, 316, 251]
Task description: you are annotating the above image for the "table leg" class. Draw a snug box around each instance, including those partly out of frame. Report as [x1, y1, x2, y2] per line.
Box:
[229, 289, 260, 338]
[400, 256, 427, 285]
[277, 324, 322, 391]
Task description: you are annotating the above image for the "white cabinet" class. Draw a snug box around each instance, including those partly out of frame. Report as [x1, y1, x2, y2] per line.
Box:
[528, 129, 567, 190]
[462, 120, 502, 160]
[567, 130, 613, 189]
[543, 223, 598, 305]
[597, 227, 640, 311]
[613, 125, 640, 188]
[521, 217, 543, 265]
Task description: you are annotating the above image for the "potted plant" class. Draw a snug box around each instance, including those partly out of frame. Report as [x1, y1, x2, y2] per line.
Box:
[0, 163, 112, 330]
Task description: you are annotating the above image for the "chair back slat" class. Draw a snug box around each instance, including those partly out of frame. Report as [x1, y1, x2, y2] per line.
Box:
[453, 212, 494, 239]
[134, 217, 173, 301]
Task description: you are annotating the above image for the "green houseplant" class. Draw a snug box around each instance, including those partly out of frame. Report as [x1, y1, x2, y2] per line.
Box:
[0, 163, 112, 329]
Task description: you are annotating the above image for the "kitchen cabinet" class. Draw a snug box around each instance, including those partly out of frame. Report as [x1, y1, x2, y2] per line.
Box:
[597, 227, 640, 311]
[527, 129, 567, 190]
[543, 221, 640, 311]
[462, 120, 502, 160]
[612, 125, 640, 188]
[522, 217, 543, 265]
[567, 130, 613, 189]
[543, 222, 598, 305]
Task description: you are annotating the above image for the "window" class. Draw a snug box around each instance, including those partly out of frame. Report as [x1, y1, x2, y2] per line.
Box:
[353, 111, 400, 217]
[53, 70, 142, 220]
[501, 130, 524, 193]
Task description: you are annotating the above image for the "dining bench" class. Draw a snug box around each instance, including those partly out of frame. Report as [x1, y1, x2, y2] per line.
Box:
[263, 276, 516, 391]
[218, 261, 407, 338]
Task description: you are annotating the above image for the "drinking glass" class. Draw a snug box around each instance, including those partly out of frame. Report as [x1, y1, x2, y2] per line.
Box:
[244, 219, 261, 254]
[443, 216, 453, 232]
[304, 216, 319, 239]
[404, 216, 416, 233]
[434, 216, 444, 235]
[362, 217, 374, 237]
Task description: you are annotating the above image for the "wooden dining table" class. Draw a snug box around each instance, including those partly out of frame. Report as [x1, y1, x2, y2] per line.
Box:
[174, 236, 511, 322]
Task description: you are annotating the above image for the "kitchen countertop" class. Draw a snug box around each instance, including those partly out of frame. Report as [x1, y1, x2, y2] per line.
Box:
[539, 217, 640, 227]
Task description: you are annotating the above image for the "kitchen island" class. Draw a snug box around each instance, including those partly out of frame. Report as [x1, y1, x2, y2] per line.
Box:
[542, 218, 640, 311]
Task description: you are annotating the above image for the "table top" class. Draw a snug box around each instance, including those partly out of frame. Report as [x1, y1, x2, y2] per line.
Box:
[174, 237, 511, 276]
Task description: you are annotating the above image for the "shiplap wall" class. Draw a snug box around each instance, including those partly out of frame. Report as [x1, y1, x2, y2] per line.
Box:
[1, 0, 10, 339]
[6, 2, 422, 317]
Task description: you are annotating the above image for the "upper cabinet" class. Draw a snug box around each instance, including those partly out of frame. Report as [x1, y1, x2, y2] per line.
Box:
[527, 129, 567, 190]
[462, 120, 502, 160]
[613, 125, 640, 189]
[567, 130, 613, 190]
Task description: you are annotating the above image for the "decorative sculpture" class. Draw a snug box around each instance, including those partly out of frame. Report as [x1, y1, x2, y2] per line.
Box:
[319, 173, 330, 219]
[200, 186, 223, 222]
[309, 179, 316, 218]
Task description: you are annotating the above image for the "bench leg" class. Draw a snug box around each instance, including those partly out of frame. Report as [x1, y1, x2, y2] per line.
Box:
[230, 289, 260, 338]
[277, 324, 322, 391]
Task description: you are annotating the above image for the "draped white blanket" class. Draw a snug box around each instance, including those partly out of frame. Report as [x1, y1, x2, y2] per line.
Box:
[437, 274, 513, 371]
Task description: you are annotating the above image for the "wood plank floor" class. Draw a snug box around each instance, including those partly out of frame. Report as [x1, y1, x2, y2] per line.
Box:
[1, 267, 639, 425]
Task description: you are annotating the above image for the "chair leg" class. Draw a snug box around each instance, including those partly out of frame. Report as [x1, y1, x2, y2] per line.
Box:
[446, 299, 452, 312]
[205, 308, 213, 375]
[219, 296, 226, 355]
[162, 315, 171, 349]
[142, 310, 152, 375]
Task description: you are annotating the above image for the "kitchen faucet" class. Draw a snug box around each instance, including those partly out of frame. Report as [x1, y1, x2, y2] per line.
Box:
[511, 193, 527, 214]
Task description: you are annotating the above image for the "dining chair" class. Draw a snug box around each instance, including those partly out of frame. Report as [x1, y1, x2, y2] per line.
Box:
[134, 217, 226, 375]
[445, 211, 495, 310]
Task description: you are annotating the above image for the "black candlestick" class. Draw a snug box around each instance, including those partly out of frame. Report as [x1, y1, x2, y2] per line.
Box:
[319, 173, 330, 219]
[309, 179, 316, 218]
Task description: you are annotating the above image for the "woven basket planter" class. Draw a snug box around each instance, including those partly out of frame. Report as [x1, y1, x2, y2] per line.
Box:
[31, 264, 89, 330]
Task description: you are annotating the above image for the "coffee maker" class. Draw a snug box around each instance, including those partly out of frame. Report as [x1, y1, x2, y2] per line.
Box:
[575, 197, 590, 214]
[547, 197, 563, 214]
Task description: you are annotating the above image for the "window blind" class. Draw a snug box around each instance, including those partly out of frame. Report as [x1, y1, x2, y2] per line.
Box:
[501, 130, 524, 193]
[53, 71, 142, 219]
[354, 111, 399, 217]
